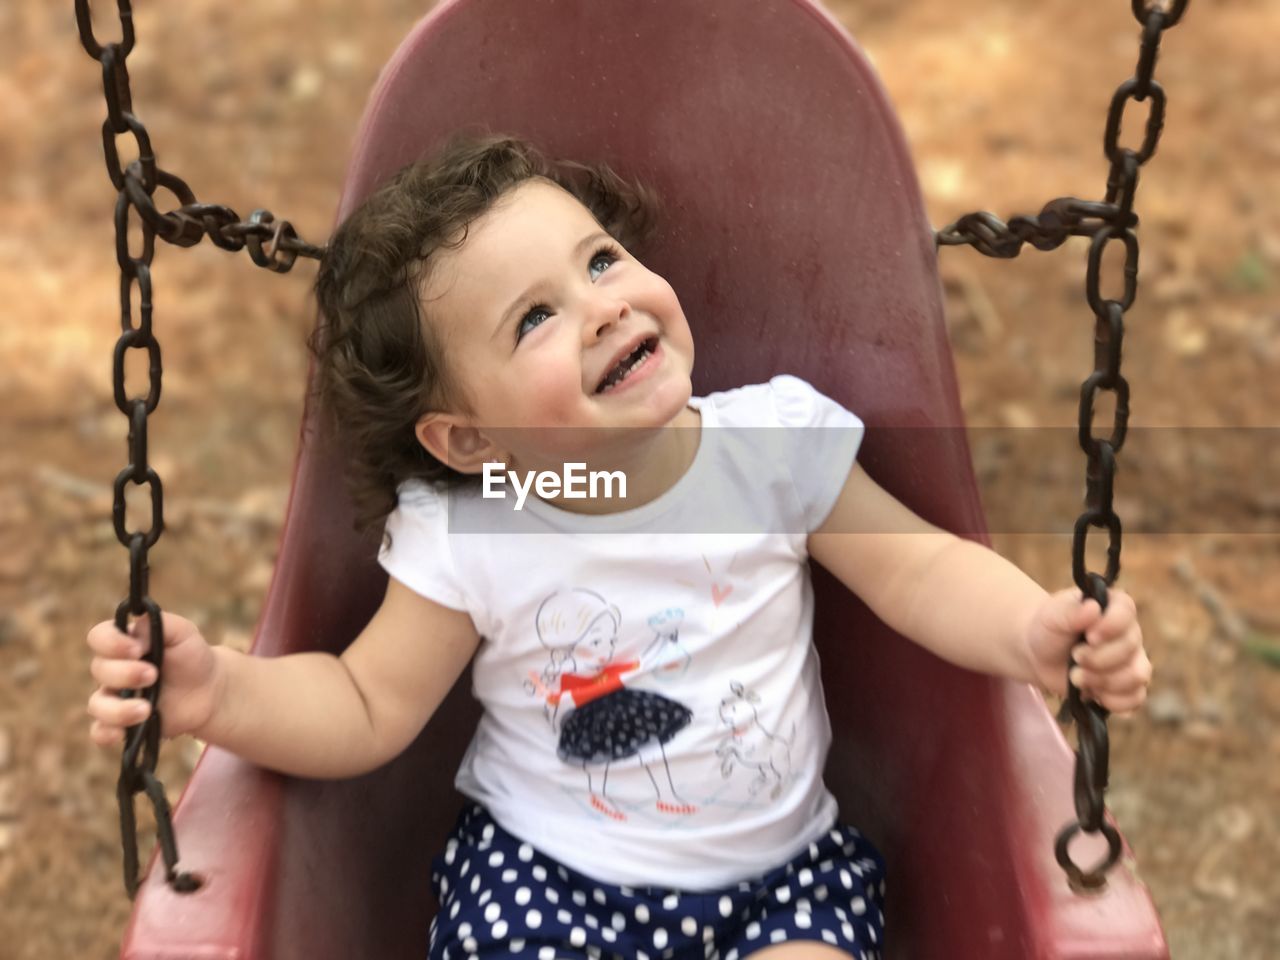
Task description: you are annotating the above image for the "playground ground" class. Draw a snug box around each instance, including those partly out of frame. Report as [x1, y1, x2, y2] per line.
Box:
[1, 0, 1277, 956]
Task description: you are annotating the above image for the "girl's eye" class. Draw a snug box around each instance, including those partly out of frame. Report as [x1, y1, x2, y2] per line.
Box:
[588, 244, 621, 280]
[516, 306, 552, 341]
[514, 244, 621, 343]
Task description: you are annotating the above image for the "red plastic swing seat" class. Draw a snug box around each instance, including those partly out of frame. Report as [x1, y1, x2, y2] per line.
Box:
[122, 1, 1169, 957]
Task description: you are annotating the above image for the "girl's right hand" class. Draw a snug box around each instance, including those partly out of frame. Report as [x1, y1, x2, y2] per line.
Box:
[86, 612, 223, 746]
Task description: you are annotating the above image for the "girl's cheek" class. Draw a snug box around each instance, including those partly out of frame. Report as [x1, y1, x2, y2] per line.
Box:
[524, 363, 579, 409]
[652, 277, 684, 314]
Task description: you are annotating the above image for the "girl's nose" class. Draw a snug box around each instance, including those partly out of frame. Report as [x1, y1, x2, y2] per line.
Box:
[584, 295, 631, 342]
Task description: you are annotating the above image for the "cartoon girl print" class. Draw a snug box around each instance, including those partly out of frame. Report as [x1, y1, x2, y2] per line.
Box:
[641, 607, 692, 682]
[525, 589, 696, 821]
[715, 681, 795, 801]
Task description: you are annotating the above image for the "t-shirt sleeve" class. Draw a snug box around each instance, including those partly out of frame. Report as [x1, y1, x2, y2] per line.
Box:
[377, 482, 470, 611]
[769, 374, 865, 531]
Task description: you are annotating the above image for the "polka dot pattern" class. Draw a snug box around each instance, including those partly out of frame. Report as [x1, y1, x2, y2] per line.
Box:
[429, 805, 886, 960]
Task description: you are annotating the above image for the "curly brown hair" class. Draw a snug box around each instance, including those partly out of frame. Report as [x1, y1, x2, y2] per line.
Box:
[310, 134, 658, 534]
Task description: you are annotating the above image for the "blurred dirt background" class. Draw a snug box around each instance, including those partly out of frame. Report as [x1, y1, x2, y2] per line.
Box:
[2, 0, 1278, 957]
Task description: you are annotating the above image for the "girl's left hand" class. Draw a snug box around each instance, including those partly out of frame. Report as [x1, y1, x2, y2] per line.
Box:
[1025, 587, 1153, 715]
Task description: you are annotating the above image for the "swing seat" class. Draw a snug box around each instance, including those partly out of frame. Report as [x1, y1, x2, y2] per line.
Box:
[123, 1, 1168, 957]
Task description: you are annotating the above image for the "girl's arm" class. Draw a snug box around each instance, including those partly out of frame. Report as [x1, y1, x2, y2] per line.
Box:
[807, 465, 1150, 708]
[88, 576, 480, 779]
[204, 577, 479, 777]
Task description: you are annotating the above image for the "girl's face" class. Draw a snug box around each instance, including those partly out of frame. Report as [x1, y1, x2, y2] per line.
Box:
[417, 180, 695, 473]
[573, 616, 617, 669]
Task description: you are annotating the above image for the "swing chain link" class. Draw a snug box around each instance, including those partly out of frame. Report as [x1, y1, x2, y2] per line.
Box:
[74, 0, 198, 901]
[941, 0, 1186, 892]
[74, 0, 326, 898]
[935, 199, 1137, 258]
[1055, 0, 1188, 893]
[75, 0, 325, 273]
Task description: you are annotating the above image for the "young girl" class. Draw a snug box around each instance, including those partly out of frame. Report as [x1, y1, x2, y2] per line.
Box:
[86, 135, 1152, 960]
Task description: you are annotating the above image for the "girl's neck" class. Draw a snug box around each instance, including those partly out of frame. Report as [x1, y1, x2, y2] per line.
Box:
[541, 405, 702, 515]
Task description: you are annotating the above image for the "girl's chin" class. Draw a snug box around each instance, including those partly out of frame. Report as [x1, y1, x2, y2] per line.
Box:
[638, 389, 694, 430]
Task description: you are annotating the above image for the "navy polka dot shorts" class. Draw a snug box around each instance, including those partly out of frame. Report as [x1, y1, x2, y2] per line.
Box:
[428, 805, 886, 960]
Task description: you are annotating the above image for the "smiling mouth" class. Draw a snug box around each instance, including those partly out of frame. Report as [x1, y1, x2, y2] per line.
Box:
[595, 336, 659, 394]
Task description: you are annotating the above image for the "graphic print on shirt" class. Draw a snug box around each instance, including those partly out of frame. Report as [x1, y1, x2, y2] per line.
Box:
[524, 588, 696, 821]
[716, 681, 796, 800]
[641, 607, 691, 682]
[674, 551, 741, 612]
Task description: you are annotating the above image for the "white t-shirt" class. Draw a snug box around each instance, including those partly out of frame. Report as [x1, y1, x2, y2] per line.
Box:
[379, 375, 864, 889]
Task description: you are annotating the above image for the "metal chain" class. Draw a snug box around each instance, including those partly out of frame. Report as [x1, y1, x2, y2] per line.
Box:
[73, 0, 325, 899]
[938, 0, 1187, 891]
[936, 198, 1137, 258]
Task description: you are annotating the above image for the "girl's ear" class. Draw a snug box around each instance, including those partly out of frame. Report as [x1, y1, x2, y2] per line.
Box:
[415, 412, 507, 474]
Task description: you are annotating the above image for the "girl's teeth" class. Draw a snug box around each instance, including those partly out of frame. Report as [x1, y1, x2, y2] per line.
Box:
[600, 343, 653, 392]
